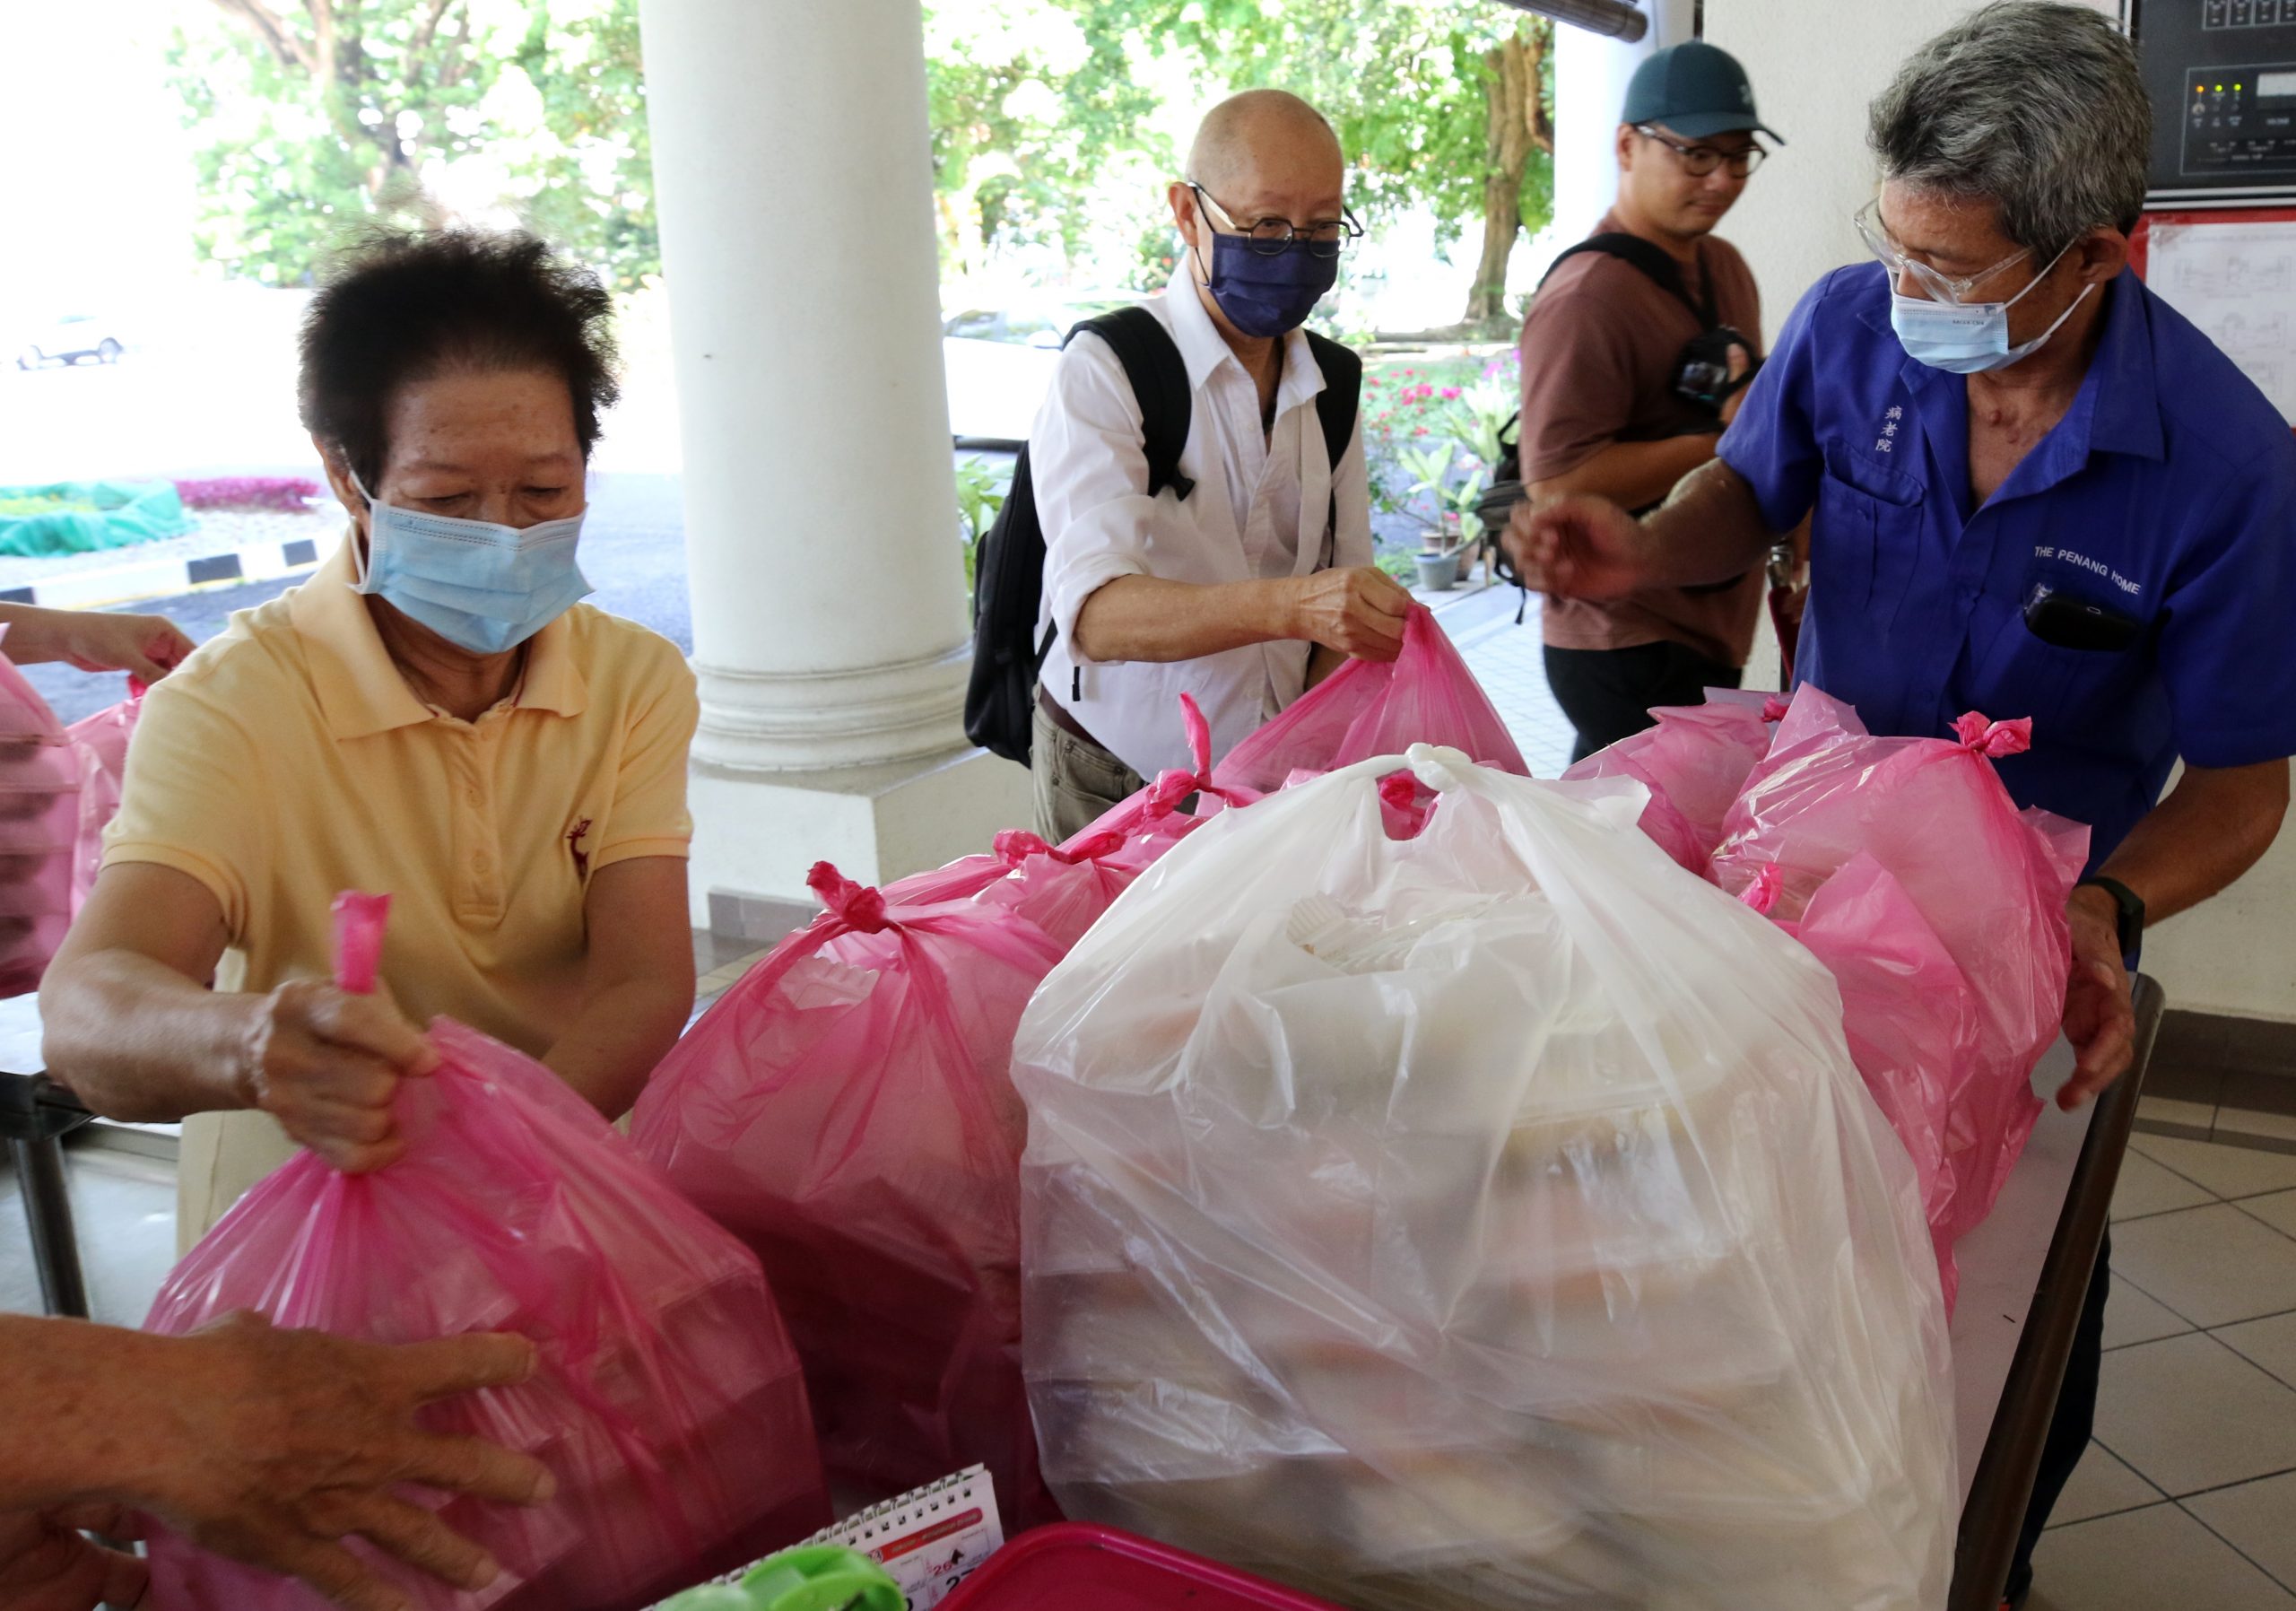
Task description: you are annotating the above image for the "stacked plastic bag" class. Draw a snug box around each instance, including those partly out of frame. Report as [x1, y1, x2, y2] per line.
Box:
[145, 894, 829, 1611]
[1712, 688, 2086, 1309]
[631, 860, 1101, 1527]
[1015, 750, 1955, 1611]
[64, 674, 143, 915]
[1559, 689, 1779, 872]
[0, 639, 81, 995]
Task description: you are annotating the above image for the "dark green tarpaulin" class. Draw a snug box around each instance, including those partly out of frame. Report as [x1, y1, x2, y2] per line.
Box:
[0, 482, 195, 557]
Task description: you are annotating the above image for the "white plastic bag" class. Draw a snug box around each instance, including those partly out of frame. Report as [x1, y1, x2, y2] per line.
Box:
[1014, 748, 1953, 1611]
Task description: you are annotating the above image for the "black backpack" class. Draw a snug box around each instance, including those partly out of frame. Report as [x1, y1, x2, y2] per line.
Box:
[963, 305, 1362, 766]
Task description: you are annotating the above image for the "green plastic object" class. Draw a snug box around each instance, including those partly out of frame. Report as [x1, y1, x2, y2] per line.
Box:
[655, 1544, 904, 1611]
[0, 481, 195, 557]
[741, 1546, 905, 1611]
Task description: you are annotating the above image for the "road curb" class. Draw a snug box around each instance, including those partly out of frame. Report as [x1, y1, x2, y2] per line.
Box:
[0, 536, 326, 612]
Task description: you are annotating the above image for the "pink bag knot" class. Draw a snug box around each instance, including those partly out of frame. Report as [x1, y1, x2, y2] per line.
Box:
[1378, 772, 1421, 811]
[1951, 711, 2032, 759]
[1761, 695, 1790, 724]
[806, 862, 891, 933]
[996, 828, 1125, 867]
[1740, 862, 1784, 917]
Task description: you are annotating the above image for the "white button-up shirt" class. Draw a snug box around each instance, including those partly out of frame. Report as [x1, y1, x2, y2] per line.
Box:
[1032, 275, 1372, 779]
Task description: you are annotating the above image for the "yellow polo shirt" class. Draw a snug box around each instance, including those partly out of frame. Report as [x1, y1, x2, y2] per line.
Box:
[100, 540, 698, 1243]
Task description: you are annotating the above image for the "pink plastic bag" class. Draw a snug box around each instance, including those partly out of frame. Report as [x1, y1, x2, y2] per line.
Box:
[64, 675, 143, 916]
[1060, 693, 1254, 874]
[0, 635, 79, 997]
[1211, 605, 1528, 794]
[1749, 854, 1984, 1309]
[145, 893, 829, 1611]
[631, 862, 1078, 1527]
[1563, 689, 1783, 873]
[1715, 688, 2088, 1290]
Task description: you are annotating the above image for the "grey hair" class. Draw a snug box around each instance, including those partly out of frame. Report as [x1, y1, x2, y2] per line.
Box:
[1866, 2, 2151, 256]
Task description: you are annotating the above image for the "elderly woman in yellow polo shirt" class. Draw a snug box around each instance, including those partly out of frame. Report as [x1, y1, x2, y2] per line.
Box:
[40, 229, 700, 1242]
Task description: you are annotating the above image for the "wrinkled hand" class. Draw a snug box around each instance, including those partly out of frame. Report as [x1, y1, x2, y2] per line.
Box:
[131, 1313, 552, 1611]
[238, 980, 439, 1171]
[1291, 566, 1411, 662]
[2058, 886, 2137, 1110]
[1500, 495, 1650, 604]
[0, 1504, 146, 1611]
[0, 607, 193, 684]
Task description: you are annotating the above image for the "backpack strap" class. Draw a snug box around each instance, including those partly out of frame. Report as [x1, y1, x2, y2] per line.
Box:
[1304, 330, 1363, 561]
[1303, 330, 1362, 477]
[1067, 307, 1195, 502]
[1538, 231, 1718, 330]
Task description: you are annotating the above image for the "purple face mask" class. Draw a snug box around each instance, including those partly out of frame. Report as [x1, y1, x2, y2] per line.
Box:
[1199, 230, 1340, 338]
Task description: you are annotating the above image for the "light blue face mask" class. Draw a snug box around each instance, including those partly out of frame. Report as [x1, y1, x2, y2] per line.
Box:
[1888, 246, 2093, 375]
[348, 472, 593, 656]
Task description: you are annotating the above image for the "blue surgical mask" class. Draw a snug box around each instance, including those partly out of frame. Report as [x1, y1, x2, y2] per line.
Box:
[1889, 246, 2093, 374]
[348, 473, 593, 656]
[1198, 231, 1339, 338]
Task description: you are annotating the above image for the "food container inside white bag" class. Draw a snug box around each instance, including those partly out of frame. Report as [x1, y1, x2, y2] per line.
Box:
[1015, 747, 1954, 1611]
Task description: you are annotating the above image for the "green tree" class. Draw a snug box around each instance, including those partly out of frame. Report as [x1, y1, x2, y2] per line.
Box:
[922, 0, 1169, 283]
[1140, 0, 1554, 327]
[172, 0, 656, 288]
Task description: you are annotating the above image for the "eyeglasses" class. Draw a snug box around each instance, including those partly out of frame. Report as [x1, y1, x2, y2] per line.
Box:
[1188, 183, 1364, 258]
[1853, 198, 2034, 305]
[1632, 126, 1769, 179]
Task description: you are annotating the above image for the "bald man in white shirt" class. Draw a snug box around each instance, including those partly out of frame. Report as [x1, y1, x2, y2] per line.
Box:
[1029, 90, 1412, 839]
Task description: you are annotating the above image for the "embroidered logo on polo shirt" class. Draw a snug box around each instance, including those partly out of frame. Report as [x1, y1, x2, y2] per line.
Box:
[567, 816, 593, 879]
[1874, 405, 1903, 454]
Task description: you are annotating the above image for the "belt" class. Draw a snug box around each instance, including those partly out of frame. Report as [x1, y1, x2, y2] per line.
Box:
[1037, 684, 1100, 748]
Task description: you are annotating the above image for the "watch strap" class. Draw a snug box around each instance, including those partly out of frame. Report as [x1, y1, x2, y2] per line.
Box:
[2079, 875, 2145, 956]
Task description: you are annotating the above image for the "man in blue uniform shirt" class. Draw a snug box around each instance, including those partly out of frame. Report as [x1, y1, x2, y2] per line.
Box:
[1506, 5, 2293, 1605]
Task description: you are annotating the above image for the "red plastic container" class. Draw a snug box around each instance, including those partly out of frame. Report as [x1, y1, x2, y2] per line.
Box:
[937, 1524, 1345, 1611]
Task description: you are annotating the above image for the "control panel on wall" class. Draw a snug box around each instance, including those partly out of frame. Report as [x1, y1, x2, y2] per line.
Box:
[2138, 0, 2296, 200]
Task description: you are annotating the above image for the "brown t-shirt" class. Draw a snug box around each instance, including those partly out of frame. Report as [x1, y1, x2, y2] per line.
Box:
[1518, 213, 1765, 666]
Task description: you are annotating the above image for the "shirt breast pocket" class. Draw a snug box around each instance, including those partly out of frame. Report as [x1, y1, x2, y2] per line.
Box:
[1814, 439, 1925, 623]
[1971, 565, 2154, 739]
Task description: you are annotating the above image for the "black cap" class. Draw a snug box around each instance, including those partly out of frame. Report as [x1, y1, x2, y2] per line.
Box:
[1622, 40, 1783, 144]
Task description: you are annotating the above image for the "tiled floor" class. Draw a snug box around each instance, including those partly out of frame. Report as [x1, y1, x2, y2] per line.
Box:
[2025, 1128, 2296, 1607]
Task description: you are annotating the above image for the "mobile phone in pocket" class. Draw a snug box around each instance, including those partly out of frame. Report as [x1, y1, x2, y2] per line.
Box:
[2023, 582, 2140, 652]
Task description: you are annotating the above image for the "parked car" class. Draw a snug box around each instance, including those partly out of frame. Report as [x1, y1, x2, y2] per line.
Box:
[942, 292, 1137, 443]
[17, 315, 125, 369]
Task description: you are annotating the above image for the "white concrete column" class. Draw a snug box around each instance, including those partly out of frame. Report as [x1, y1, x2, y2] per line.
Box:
[641, 0, 1030, 923]
[1549, 0, 1692, 246]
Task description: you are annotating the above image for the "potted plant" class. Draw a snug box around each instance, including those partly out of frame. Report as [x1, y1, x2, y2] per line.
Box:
[1396, 440, 1462, 591]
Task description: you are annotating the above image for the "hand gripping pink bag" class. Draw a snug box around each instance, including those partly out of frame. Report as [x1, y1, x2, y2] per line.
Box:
[1563, 690, 1784, 874]
[64, 675, 144, 916]
[1714, 688, 2089, 1286]
[1211, 605, 1528, 795]
[631, 862, 1076, 1527]
[0, 634, 80, 996]
[144, 893, 829, 1611]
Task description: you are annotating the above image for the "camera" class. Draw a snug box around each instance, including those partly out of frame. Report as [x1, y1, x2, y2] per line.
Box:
[1676, 325, 1759, 413]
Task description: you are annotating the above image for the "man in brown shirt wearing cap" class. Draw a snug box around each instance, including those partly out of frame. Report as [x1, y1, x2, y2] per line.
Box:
[1518, 39, 1782, 760]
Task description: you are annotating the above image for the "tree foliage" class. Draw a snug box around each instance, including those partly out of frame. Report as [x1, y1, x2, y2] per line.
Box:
[921, 1, 1170, 283]
[172, 0, 656, 289]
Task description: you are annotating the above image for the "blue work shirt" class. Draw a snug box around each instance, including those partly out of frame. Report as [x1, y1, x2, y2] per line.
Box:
[1719, 262, 2296, 868]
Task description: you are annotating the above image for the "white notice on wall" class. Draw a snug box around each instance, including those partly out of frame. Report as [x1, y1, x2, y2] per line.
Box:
[2147, 219, 2296, 427]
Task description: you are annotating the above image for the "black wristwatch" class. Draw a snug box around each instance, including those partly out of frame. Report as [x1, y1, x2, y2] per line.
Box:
[2079, 875, 2146, 958]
